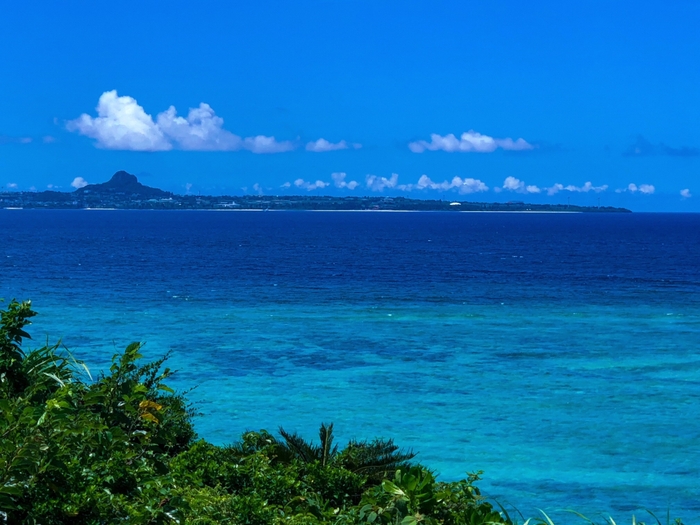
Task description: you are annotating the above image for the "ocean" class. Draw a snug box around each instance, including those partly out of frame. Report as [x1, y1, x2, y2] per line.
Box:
[1, 209, 699, 521]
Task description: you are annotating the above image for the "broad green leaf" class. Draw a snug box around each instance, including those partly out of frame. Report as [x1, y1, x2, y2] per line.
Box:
[382, 480, 405, 496]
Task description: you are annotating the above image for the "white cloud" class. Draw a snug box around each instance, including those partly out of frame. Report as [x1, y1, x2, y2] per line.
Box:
[305, 139, 362, 152]
[458, 178, 489, 193]
[6, 183, 18, 189]
[681, 188, 692, 198]
[19, 137, 32, 144]
[156, 104, 242, 151]
[306, 138, 356, 152]
[43, 136, 56, 143]
[502, 177, 522, 191]
[280, 182, 291, 188]
[366, 173, 399, 191]
[399, 175, 489, 194]
[409, 130, 533, 153]
[243, 135, 295, 154]
[493, 137, 533, 150]
[294, 178, 330, 191]
[252, 183, 263, 194]
[331, 172, 359, 190]
[502, 176, 541, 194]
[71, 177, 89, 189]
[546, 181, 608, 196]
[547, 184, 564, 196]
[616, 183, 655, 194]
[67, 91, 171, 151]
[68, 90, 295, 153]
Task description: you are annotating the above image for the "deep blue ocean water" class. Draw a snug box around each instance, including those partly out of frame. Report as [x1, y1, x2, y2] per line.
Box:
[1, 210, 699, 522]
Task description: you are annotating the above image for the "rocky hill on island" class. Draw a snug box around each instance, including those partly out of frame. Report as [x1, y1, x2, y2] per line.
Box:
[75, 171, 173, 198]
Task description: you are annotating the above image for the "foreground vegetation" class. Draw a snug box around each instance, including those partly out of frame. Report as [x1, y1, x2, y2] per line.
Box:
[0, 301, 683, 524]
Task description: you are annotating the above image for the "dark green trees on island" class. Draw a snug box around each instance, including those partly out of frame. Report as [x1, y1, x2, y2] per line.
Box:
[0, 301, 681, 524]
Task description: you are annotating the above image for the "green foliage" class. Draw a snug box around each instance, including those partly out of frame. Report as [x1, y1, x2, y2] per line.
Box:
[276, 423, 416, 486]
[0, 299, 36, 396]
[0, 300, 194, 523]
[0, 300, 685, 524]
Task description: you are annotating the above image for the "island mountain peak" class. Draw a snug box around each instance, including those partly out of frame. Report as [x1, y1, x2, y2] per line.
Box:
[76, 171, 172, 198]
[109, 171, 138, 186]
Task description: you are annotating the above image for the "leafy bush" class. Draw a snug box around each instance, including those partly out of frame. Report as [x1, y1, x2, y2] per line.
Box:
[0, 300, 192, 523]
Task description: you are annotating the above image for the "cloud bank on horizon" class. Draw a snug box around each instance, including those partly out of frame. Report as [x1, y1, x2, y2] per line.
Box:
[331, 172, 359, 190]
[409, 131, 534, 153]
[0, 172, 688, 200]
[306, 139, 362, 152]
[271, 173, 680, 199]
[615, 183, 656, 194]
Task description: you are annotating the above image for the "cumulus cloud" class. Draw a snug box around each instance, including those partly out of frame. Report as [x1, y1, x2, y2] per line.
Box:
[366, 173, 399, 192]
[67, 91, 171, 151]
[501, 176, 541, 194]
[546, 184, 564, 196]
[546, 181, 608, 196]
[71, 177, 89, 189]
[243, 135, 295, 153]
[305, 138, 361, 152]
[294, 178, 330, 191]
[409, 130, 534, 153]
[156, 103, 242, 151]
[680, 188, 692, 198]
[6, 183, 18, 189]
[616, 183, 655, 194]
[398, 175, 488, 194]
[68, 90, 295, 153]
[331, 172, 359, 189]
[623, 135, 699, 157]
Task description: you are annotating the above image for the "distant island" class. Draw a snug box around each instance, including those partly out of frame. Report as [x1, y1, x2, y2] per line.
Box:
[0, 171, 631, 212]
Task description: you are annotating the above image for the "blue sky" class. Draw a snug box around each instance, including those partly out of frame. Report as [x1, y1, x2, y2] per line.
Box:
[1, 1, 698, 211]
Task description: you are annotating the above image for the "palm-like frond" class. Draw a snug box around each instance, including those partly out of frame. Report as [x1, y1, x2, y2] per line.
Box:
[274, 423, 414, 482]
[341, 437, 416, 480]
[277, 423, 340, 465]
[318, 423, 338, 466]
[278, 426, 322, 463]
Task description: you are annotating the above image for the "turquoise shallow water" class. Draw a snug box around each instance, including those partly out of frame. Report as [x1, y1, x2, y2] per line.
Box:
[2, 210, 699, 521]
